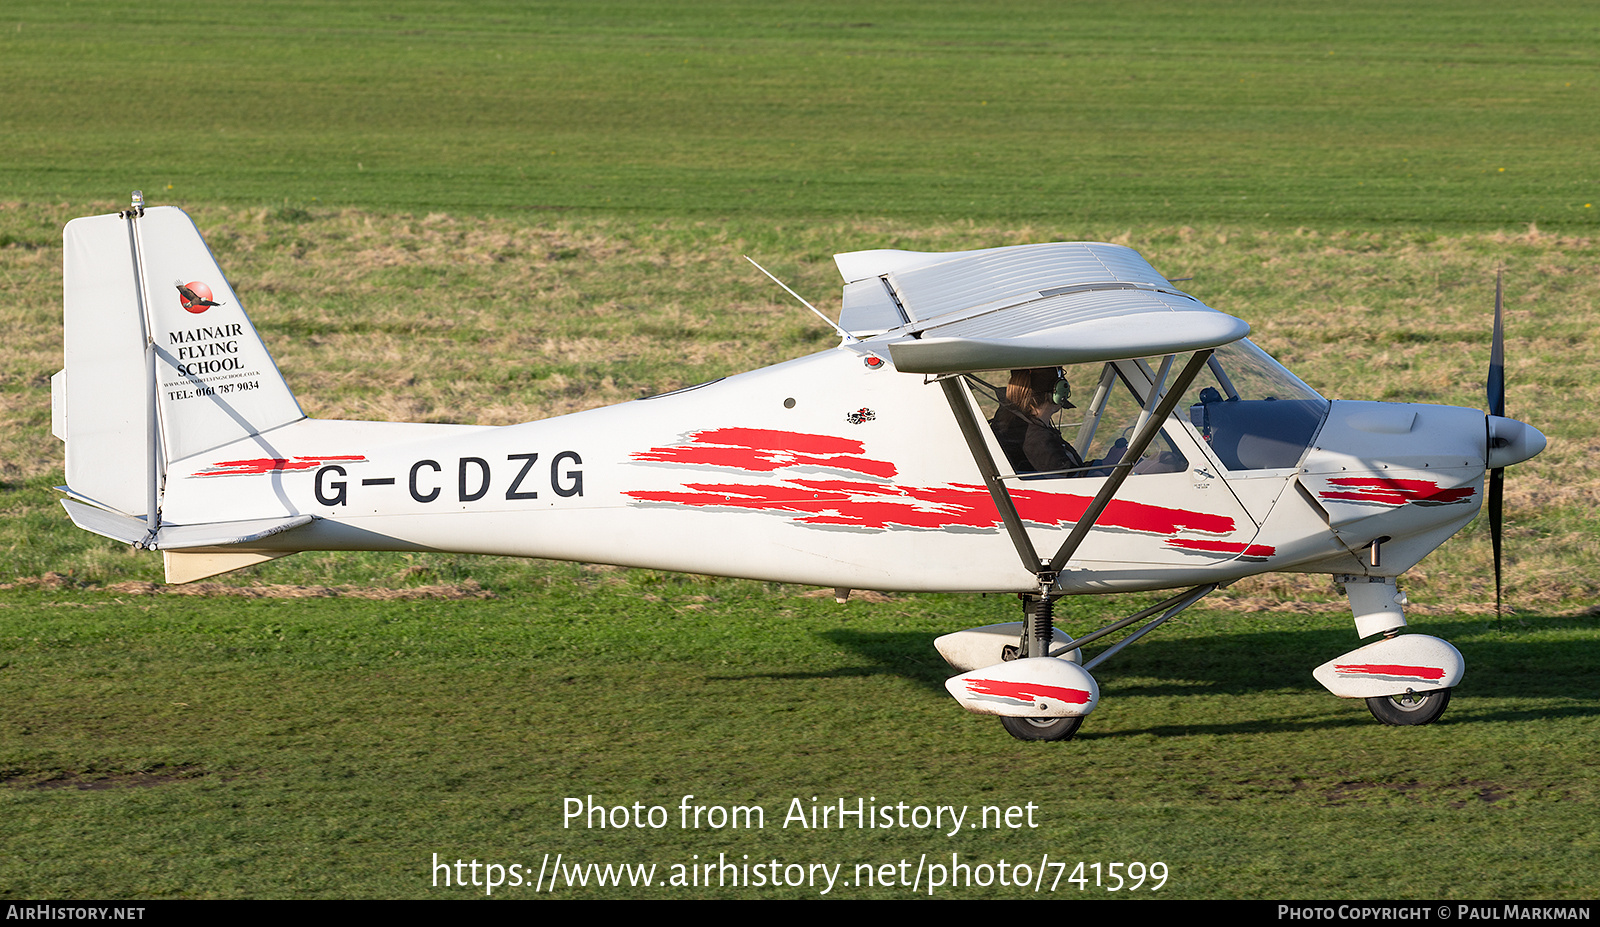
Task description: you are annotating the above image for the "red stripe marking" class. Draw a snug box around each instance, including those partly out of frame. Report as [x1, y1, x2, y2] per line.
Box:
[1165, 538, 1276, 558]
[1320, 478, 1475, 506]
[197, 455, 367, 476]
[964, 678, 1092, 705]
[685, 427, 869, 456]
[1334, 663, 1447, 681]
[631, 428, 897, 479]
[626, 479, 1240, 535]
[628, 429, 1239, 535]
[1009, 488, 1235, 535]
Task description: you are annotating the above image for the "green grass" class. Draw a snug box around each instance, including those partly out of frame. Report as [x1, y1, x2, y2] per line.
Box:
[3, 0, 1599, 227]
[2, 582, 1596, 899]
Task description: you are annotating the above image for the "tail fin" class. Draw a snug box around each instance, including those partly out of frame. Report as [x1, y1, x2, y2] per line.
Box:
[55, 204, 303, 523]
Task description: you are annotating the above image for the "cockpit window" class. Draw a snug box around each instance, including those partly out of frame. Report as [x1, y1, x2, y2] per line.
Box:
[958, 341, 1325, 479]
[962, 364, 1189, 480]
[1175, 340, 1329, 470]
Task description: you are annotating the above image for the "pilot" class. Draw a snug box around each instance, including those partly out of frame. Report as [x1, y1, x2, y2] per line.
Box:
[991, 367, 1087, 476]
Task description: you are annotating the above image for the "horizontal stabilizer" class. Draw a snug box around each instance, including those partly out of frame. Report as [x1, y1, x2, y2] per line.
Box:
[59, 499, 149, 546]
[61, 499, 313, 550]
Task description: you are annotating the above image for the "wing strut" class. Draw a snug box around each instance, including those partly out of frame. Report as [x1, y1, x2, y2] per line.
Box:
[938, 349, 1213, 583]
[1045, 349, 1213, 575]
[937, 377, 1042, 572]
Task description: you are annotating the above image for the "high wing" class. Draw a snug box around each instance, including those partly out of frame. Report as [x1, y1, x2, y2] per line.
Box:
[833, 242, 1250, 372]
[834, 242, 1253, 582]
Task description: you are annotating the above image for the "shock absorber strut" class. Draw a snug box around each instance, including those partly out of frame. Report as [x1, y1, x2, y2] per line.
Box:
[1024, 594, 1055, 659]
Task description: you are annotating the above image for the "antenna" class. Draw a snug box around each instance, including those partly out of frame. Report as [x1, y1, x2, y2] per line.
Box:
[744, 256, 856, 343]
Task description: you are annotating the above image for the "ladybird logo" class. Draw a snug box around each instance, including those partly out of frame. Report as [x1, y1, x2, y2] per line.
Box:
[176, 281, 222, 314]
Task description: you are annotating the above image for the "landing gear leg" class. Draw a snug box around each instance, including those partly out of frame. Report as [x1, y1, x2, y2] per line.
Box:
[1323, 576, 1463, 725]
[1023, 593, 1054, 659]
[998, 594, 1083, 742]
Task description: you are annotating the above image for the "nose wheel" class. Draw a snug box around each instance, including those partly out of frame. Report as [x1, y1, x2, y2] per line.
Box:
[1365, 687, 1452, 726]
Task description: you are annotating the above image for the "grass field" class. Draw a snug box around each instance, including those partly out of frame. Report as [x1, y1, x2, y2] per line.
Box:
[4, 0, 1600, 227]
[2, 584, 1595, 899]
[2, 0, 1598, 902]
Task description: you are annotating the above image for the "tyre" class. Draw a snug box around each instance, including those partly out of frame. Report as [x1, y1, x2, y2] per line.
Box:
[999, 714, 1083, 742]
[1365, 687, 1452, 726]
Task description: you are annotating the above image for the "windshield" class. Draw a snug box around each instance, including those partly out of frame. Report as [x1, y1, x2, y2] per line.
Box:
[1199, 340, 1325, 405]
[1175, 340, 1329, 470]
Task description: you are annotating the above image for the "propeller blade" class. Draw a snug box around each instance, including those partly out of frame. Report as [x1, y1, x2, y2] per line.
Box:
[1486, 269, 1506, 617]
[1488, 270, 1505, 418]
[1488, 466, 1504, 618]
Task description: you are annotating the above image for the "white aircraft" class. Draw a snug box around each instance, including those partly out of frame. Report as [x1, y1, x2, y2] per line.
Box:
[52, 194, 1546, 741]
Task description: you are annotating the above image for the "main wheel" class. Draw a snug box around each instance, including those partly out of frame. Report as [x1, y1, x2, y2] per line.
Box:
[1365, 687, 1452, 726]
[999, 714, 1083, 742]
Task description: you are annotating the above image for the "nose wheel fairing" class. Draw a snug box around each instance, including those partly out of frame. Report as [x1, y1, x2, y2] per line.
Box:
[1314, 627, 1463, 727]
[1312, 633, 1464, 700]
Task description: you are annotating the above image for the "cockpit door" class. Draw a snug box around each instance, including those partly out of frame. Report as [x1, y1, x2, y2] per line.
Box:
[955, 356, 1268, 571]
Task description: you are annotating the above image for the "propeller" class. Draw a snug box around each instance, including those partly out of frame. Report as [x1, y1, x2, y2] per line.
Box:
[1487, 271, 1505, 617]
[1481, 271, 1548, 619]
